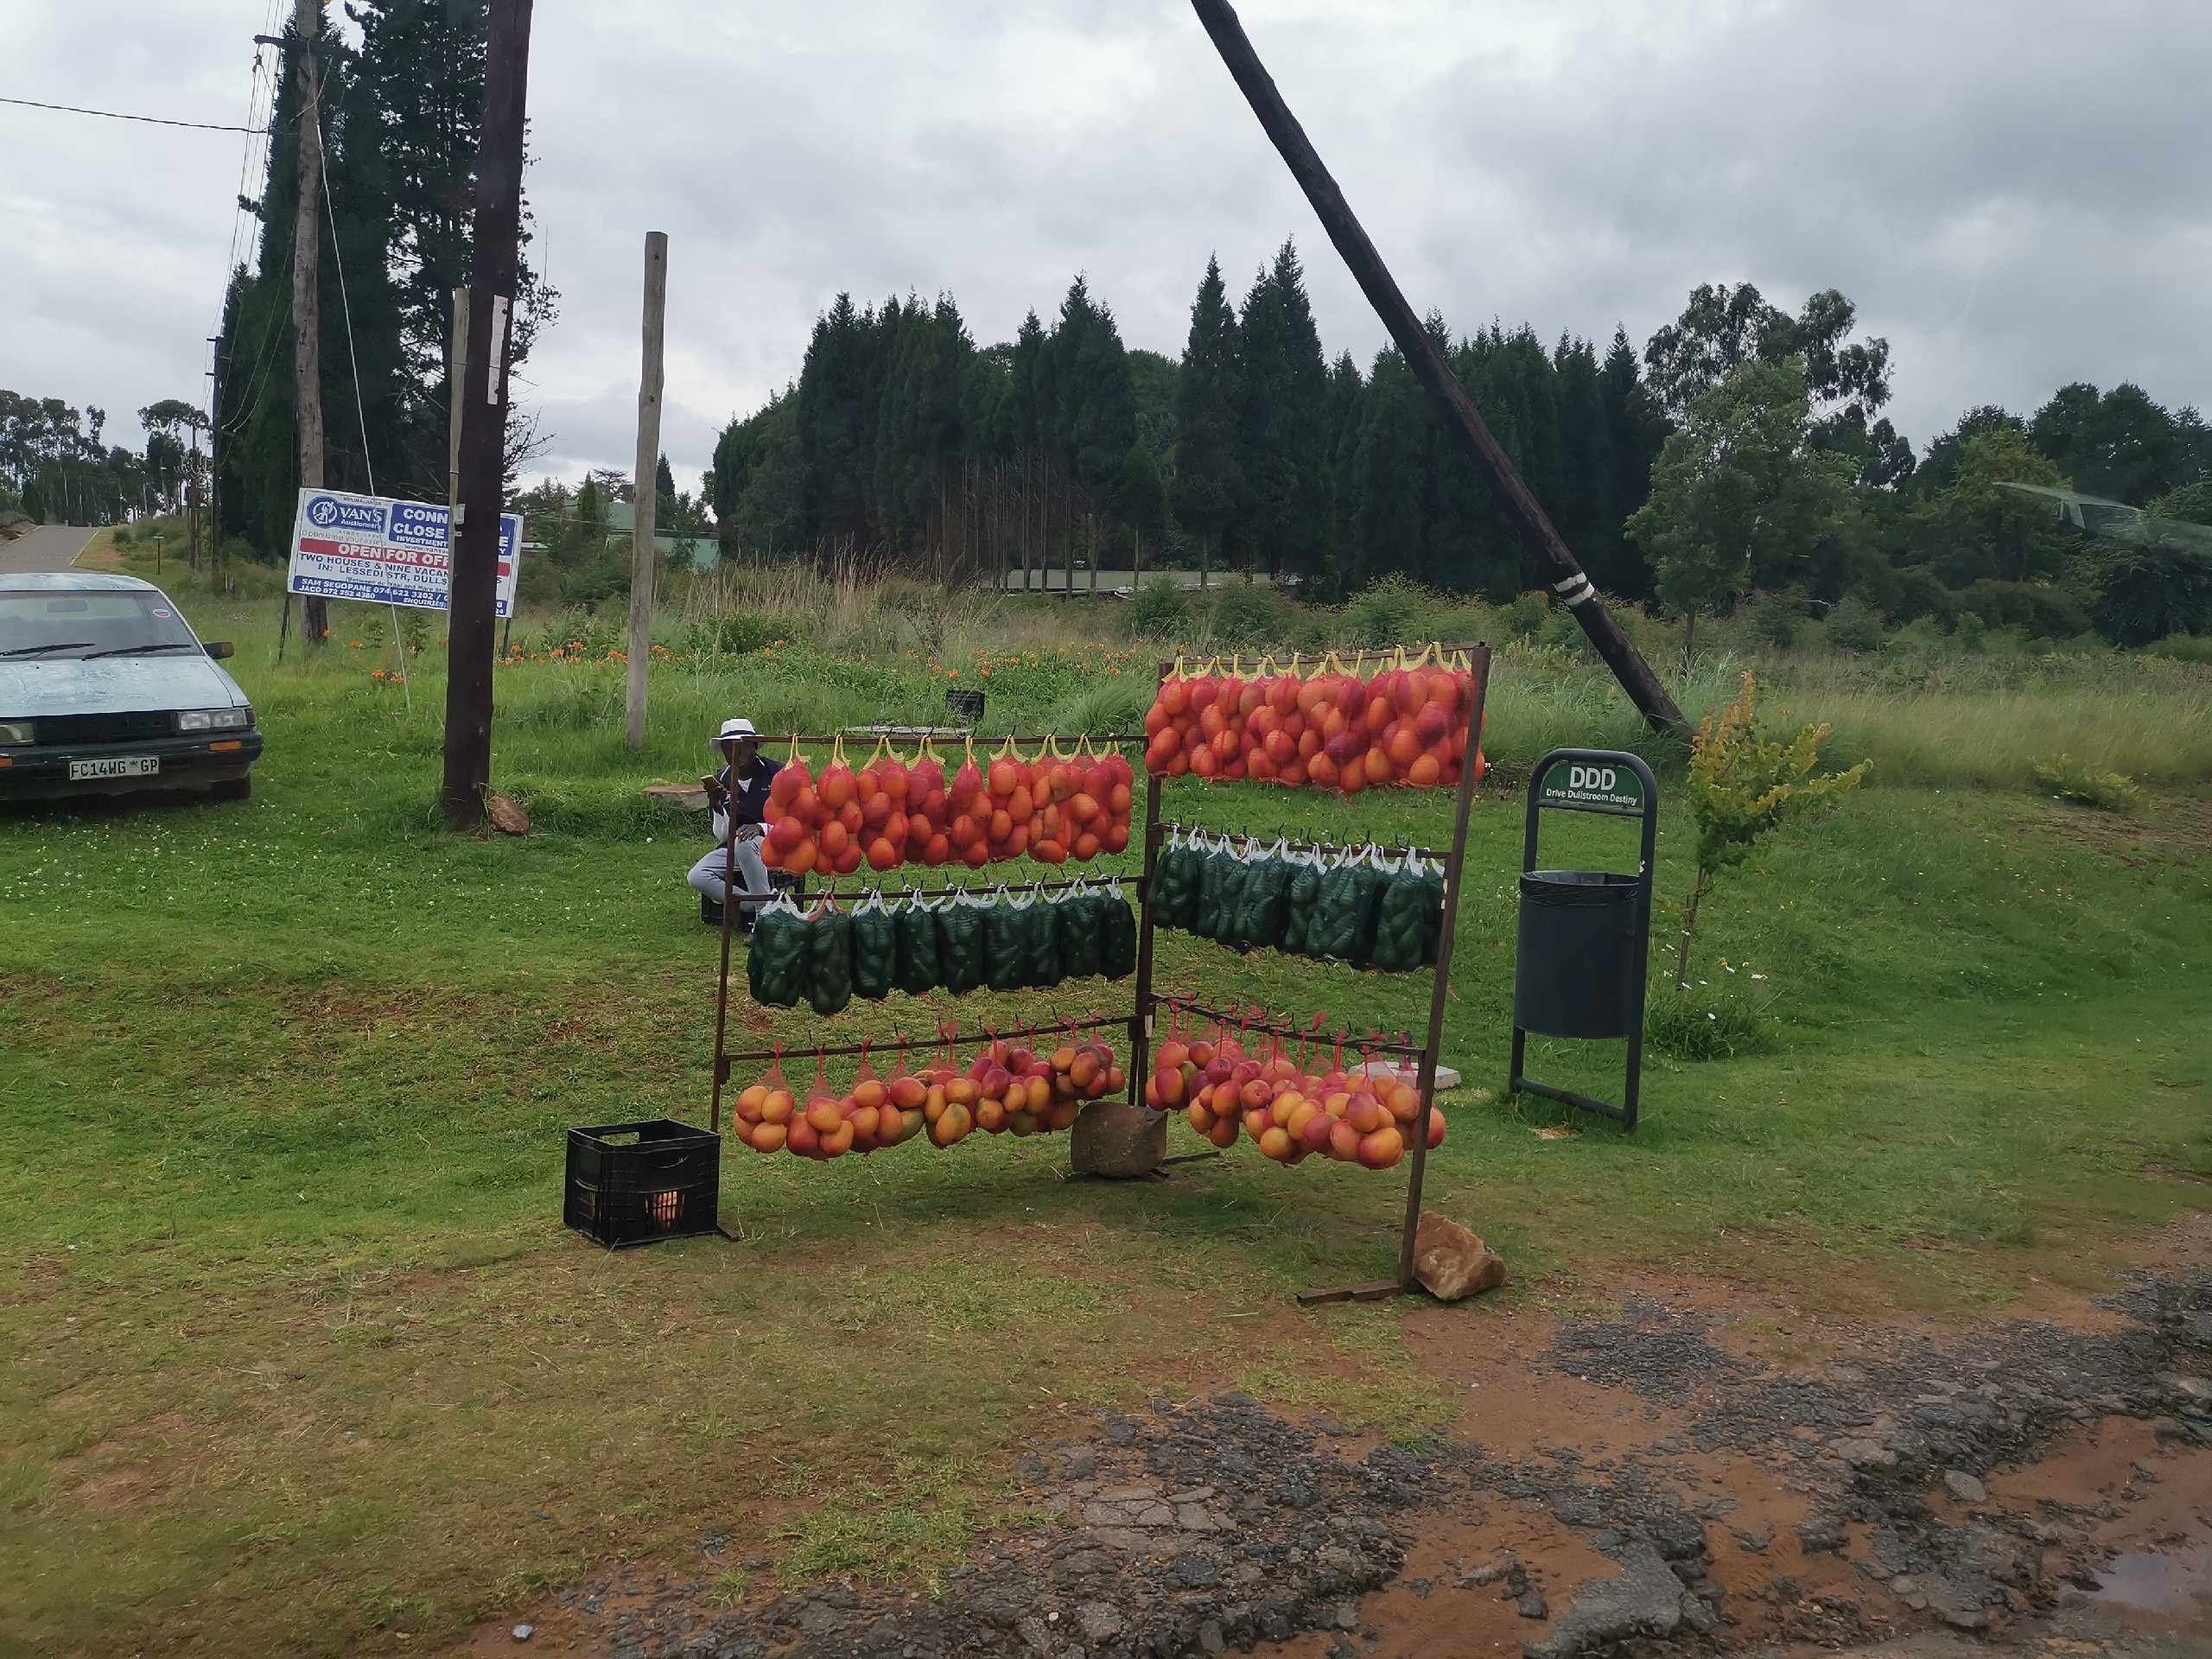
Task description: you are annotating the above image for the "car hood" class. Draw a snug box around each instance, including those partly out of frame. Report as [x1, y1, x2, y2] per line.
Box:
[0, 655, 249, 717]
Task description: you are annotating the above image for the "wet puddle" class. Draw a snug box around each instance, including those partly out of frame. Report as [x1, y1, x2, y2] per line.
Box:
[2094, 1546, 2212, 1618]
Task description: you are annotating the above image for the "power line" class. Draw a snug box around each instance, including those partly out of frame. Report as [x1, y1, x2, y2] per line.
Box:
[0, 94, 276, 134]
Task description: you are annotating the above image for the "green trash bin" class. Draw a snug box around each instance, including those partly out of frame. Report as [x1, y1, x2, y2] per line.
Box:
[1515, 870, 1645, 1040]
[1509, 751, 1658, 1130]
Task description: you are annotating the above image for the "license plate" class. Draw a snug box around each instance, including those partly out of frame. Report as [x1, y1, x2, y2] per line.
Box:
[69, 755, 161, 781]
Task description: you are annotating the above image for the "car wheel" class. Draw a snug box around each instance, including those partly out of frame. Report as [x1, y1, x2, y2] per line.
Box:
[209, 777, 251, 803]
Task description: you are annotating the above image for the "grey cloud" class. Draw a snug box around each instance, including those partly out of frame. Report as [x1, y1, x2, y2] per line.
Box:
[5, 0, 2208, 487]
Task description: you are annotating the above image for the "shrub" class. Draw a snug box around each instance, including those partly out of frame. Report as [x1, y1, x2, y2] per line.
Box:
[533, 609, 626, 662]
[710, 610, 780, 656]
[1498, 592, 1548, 641]
[1678, 672, 1871, 989]
[2030, 755, 2141, 813]
[1953, 610, 1987, 652]
[111, 524, 136, 548]
[2145, 632, 2212, 664]
[1957, 579, 2089, 641]
[1827, 594, 1887, 652]
[1126, 575, 1192, 638]
[1745, 592, 1803, 649]
[1206, 582, 1296, 647]
[1537, 602, 1596, 659]
[1645, 983, 1775, 1062]
[1342, 574, 1429, 648]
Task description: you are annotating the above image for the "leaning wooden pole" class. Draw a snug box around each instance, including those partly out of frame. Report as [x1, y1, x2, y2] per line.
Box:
[1187, 0, 1688, 738]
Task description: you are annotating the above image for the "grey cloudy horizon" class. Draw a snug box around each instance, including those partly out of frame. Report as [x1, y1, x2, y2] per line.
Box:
[4, 0, 2208, 497]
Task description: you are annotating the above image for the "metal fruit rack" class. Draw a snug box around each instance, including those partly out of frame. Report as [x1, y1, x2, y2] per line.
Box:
[705, 731, 1151, 1131]
[701, 639, 1492, 1309]
[1127, 644, 1495, 1305]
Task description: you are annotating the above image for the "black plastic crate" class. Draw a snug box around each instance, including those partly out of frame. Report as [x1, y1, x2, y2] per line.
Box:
[565, 1119, 721, 1248]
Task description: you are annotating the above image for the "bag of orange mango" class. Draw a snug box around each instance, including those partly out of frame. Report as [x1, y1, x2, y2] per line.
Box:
[731, 1047, 798, 1154]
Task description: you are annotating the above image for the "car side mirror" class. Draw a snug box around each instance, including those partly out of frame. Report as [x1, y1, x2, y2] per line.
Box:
[206, 641, 235, 660]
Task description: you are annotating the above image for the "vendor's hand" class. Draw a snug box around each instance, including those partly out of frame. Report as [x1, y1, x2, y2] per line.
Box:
[735, 823, 764, 842]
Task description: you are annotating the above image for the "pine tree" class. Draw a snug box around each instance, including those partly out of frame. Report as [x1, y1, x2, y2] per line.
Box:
[216, 3, 547, 554]
[1232, 241, 1332, 582]
[1172, 256, 1242, 588]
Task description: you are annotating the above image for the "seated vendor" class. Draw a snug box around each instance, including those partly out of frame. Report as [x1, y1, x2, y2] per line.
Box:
[687, 717, 783, 928]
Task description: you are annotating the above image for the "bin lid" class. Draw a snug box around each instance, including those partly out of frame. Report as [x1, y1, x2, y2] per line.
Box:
[1520, 869, 1641, 906]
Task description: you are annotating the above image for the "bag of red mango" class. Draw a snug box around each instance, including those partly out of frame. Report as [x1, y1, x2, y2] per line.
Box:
[1142, 645, 1484, 794]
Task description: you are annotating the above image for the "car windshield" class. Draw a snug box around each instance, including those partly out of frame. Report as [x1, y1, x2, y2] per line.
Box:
[0, 591, 199, 658]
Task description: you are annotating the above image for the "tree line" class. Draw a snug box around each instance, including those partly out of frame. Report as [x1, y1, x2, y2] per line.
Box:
[0, 393, 210, 527]
[712, 259, 2212, 645]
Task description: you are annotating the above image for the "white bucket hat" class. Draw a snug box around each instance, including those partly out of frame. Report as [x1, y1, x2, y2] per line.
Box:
[715, 718, 757, 742]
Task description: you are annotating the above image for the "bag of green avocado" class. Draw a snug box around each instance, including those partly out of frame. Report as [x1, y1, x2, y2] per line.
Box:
[746, 895, 808, 1008]
[1230, 840, 1296, 952]
[805, 901, 854, 1016]
[1098, 879, 1138, 981]
[894, 893, 943, 996]
[983, 889, 1027, 994]
[849, 889, 898, 1001]
[1283, 849, 1326, 958]
[1055, 883, 1103, 981]
[938, 890, 987, 995]
[1151, 827, 1204, 932]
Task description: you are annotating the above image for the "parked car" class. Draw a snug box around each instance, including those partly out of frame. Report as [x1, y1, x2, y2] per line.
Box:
[0, 572, 261, 802]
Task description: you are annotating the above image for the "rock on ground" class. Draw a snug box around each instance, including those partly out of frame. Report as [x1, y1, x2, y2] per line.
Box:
[1412, 1211, 1507, 1301]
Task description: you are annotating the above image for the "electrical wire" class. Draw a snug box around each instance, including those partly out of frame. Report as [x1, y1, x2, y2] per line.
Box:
[0, 94, 273, 133]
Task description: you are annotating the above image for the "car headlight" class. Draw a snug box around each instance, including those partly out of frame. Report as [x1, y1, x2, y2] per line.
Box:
[0, 721, 31, 745]
[176, 708, 253, 734]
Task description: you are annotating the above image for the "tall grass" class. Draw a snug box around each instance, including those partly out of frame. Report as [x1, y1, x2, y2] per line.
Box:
[110, 558, 2212, 802]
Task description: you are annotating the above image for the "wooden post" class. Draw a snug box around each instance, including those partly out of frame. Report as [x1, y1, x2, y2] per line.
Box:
[440, 0, 534, 829]
[1128, 745, 1166, 1103]
[626, 231, 668, 750]
[447, 287, 467, 512]
[1395, 646, 1491, 1287]
[290, 0, 328, 650]
[1186, 0, 1686, 739]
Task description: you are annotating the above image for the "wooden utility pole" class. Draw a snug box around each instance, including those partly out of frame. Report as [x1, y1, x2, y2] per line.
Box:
[290, 0, 329, 648]
[1187, 0, 1688, 736]
[441, 0, 535, 830]
[626, 232, 668, 750]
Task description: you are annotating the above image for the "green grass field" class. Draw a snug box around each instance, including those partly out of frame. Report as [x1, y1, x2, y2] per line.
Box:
[3, 566, 2209, 1653]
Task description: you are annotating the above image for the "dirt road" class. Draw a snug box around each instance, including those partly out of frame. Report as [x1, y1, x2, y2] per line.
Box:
[0, 524, 98, 575]
[472, 1220, 2212, 1658]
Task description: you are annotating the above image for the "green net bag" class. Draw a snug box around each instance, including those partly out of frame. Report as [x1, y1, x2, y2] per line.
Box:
[894, 893, 943, 996]
[938, 890, 987, 995]
[1309, 846, 1387, 964]
[1151, 827, 1204, 932]
[983, 889, 1027, 994]
[1231, 840, 1296, 952]
[1197, 837, 1250, 946]
[849, 890, 898, 1001]
[1017, 889, 1063, 988]
[1283, 850, 1326, 958]
[1343, 854, 1391, 966]
[1056, 883, 1103, 981]
[805, 901, 855, 1016]
[1099, 878, 1138, 981]
[746, 895, 808, 1008]
[1370, 851, 1446, 973]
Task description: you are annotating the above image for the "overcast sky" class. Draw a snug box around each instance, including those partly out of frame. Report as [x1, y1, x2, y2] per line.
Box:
[5, 0, 2209, 492]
